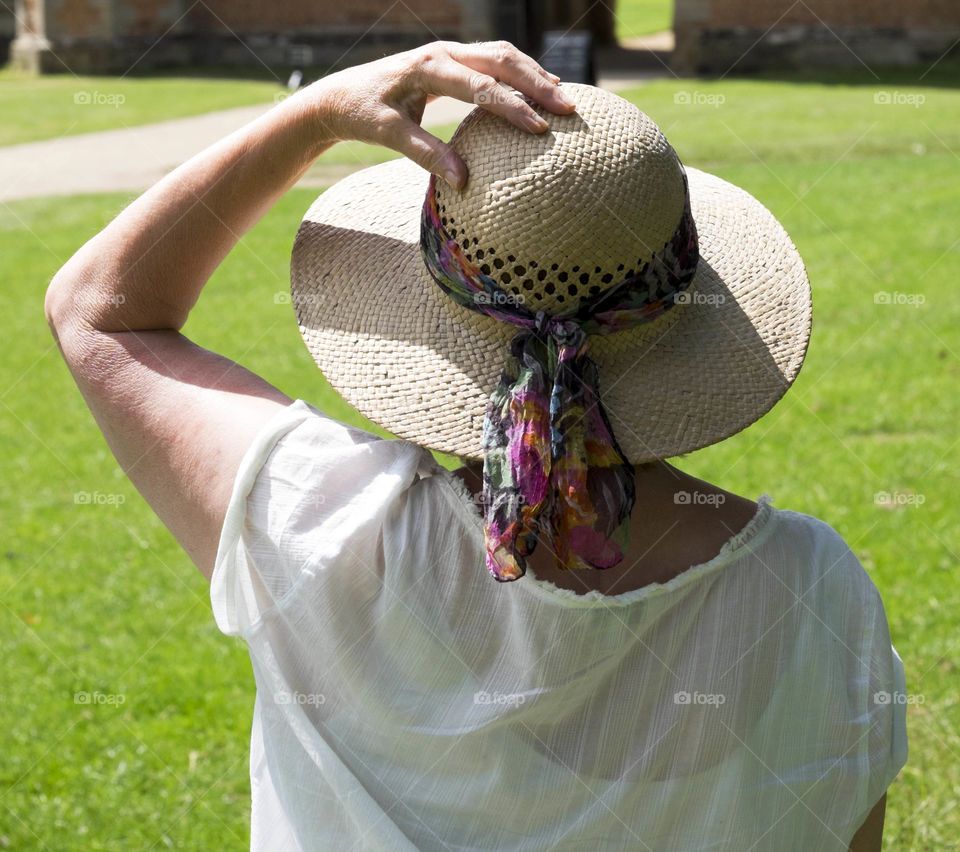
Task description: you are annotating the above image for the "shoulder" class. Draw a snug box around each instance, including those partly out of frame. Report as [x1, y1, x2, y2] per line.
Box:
[761, 505, 889, 628]
[260, 399, 433, 469]
[212, 401, 437, 631]
[767, 504, 866, 573]
[688, 477, 884, 611]
[767, 504, 854, 558]
[245, 401, 438, 527]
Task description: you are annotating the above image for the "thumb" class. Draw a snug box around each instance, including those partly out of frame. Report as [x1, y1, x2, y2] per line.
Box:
[394, 121, 466, 189]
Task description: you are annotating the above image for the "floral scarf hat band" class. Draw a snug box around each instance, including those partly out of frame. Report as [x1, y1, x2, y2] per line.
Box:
[420, 160, 701, 582]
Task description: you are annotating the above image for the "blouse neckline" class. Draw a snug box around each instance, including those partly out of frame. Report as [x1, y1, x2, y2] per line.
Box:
[431, 461, 779, 608]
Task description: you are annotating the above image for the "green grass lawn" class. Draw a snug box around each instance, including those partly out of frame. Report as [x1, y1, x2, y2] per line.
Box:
[0, 68, 285, 146]
[615, 0, 673, 39]
[2, 67, 958, 849]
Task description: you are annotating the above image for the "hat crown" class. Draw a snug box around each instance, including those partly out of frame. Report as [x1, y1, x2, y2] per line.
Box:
[432, 84, 687, 316]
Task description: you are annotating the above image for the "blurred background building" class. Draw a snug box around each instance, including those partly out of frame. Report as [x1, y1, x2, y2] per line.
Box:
[673, 0, 960, 74]
[7, 0, 612, 75]
[5, 0, 959, 76]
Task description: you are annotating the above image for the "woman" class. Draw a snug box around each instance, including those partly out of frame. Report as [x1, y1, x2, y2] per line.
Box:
[45, 40, 906, 851]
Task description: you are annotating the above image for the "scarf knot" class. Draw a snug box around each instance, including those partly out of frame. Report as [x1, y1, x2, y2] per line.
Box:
[534, 310, 586, 351]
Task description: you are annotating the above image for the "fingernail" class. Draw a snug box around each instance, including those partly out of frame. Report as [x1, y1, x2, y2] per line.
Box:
[524, 112, 549, 132]
[556, 89, 575, 107]
[444, 168, 462, 189]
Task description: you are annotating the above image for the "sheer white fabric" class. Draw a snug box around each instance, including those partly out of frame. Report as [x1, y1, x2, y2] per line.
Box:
[211, 399, 908, 851]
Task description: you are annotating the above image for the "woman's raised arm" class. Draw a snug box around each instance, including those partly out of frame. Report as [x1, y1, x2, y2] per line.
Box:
[42, 41, 576, 581]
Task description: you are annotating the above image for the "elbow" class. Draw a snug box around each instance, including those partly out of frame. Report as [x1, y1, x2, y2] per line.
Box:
[45, 243, 107, 335]
[44, 271, 89, 357]
[45, 262, 94, 335]
[44, 274, 70, 338]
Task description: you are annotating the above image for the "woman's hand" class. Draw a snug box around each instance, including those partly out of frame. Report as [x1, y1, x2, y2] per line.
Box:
[306, 40, 578, 188]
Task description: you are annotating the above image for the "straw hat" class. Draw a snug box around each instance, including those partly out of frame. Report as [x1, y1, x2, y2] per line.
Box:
[290, 83, 811, 463]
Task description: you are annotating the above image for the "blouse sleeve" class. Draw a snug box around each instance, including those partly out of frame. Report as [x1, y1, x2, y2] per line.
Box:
[817, 521, 910, 837]
[209, 399, 433, 637]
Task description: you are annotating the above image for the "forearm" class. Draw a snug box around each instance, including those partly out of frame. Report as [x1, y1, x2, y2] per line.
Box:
[46, 80, 337, 334]
[44, 41, 573, 340]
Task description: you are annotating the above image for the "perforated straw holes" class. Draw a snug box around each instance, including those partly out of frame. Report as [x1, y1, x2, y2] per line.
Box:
[431, 87, 686, 316]
[436, 190, 664, 314]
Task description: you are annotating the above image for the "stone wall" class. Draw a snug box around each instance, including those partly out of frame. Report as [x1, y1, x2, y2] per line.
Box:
[673, 0, 960, 74]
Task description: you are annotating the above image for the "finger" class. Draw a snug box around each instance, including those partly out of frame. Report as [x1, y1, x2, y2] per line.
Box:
[526, 59, 559, 84]
[533, 66, 562, 88]
[537, 66, 561, 84]
[459, 42, 574, 113]
[391, 120, 467, 189]
[424, 59, 553, 134]
[447, 40, 575, 114]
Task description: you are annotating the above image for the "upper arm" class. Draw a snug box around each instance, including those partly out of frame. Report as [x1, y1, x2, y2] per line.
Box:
[49, 316, 293, 582]
[849, 793, 886, 852]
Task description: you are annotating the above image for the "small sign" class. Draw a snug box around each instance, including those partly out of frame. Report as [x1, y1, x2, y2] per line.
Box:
[539, 30, 594, 86]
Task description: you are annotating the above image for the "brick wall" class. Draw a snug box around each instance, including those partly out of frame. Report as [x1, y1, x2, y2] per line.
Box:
[12, 0, 463, 74]
[679, 0, 960, 29]
[39, 0, 460, 38]
[114, 0, 189, 39]
[186, 0, 460, 34]
[44, 0, 111, 39]
[674, 0, 960, 73]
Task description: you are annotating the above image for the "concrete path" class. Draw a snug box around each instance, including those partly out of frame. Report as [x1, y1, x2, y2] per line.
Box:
[0, 62, 668, 202]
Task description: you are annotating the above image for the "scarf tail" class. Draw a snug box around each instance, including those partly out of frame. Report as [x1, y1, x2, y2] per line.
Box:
[481, 326, 636, 581]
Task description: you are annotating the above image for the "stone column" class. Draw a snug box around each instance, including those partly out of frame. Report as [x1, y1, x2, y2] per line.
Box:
[10, 0, 50, 73]
[11, 0, 114, 73]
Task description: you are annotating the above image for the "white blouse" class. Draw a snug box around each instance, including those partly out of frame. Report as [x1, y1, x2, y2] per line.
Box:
[211, 399, 908, 851]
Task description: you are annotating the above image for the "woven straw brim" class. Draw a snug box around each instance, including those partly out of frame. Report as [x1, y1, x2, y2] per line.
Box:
[290, 157, 811, 463]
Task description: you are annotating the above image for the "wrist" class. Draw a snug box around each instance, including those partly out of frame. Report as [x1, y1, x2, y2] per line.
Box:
[268, 78, 342, 164]
[291, 75, 351, 153]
